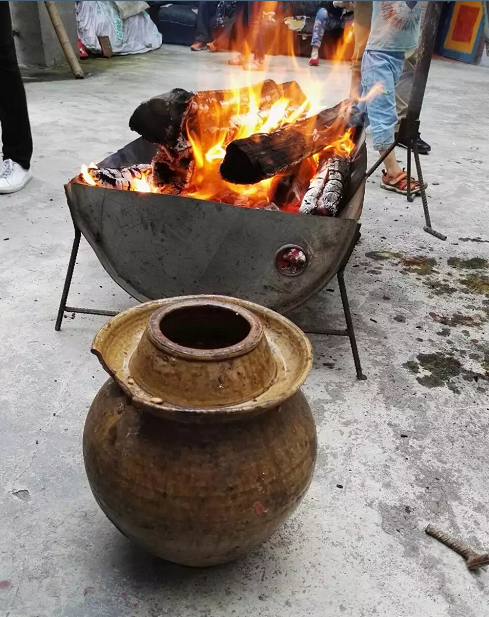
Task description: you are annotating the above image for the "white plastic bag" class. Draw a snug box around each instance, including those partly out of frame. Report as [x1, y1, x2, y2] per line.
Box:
[75, 1, 162, 56]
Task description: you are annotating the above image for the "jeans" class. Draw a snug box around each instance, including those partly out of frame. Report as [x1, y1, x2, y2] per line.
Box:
[358, 50, 405, 152]
[311, 7, 344, 47]
[0, 3, 33, 169]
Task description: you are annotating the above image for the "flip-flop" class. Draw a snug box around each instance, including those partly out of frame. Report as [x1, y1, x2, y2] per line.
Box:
[381, 170, 427, 196]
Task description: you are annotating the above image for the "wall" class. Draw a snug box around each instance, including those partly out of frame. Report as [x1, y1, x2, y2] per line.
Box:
[9, 1, 78, 68]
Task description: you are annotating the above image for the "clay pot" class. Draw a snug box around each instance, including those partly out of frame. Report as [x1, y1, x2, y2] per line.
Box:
[84, 295, 316, 567]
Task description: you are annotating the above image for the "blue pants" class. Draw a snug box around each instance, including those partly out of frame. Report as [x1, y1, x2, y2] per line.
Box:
[358, 50, 405, 151]
[311, 7, 344, 47]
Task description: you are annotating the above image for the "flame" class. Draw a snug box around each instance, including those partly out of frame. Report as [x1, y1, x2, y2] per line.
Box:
[182, 79, 315, 206]
[131, 169, 157, 193]
[79, 4, 371, 209]
[81, 163, 97, 186]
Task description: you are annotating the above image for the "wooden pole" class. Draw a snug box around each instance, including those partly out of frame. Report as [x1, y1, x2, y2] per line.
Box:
[44, 1, 84, 79]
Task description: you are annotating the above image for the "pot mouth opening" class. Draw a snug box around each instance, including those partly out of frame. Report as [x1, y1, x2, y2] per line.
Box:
[160, 305, 250, 349]
[148, 301, 263, 359]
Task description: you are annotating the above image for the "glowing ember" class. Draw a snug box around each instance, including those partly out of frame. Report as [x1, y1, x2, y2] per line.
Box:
[130, 168, 157, 193]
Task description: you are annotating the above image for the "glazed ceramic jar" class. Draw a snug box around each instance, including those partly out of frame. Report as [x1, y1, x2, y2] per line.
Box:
[84, 295, 316, 566]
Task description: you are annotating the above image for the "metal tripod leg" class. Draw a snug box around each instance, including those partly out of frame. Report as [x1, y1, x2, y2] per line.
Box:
[412, 141, 447, 240]
[55, 228, 81, 331]
[337, 268, 366, 381]
[406, 141, 413, 203]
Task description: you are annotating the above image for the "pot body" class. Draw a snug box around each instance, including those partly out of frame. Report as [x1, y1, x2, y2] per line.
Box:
[84, 379, 317, 567]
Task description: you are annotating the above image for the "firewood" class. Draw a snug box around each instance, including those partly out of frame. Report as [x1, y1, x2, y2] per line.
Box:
[152, 146, 194, 190]
[90, 165, 152, 190]
[129, 80, 308, 147]
[299, 154, 350, 217]
[220, 100, 355, 185]
[269, 158, 316, 209]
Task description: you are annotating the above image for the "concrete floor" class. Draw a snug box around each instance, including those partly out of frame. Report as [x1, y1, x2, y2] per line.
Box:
[1, 46, 489, 617]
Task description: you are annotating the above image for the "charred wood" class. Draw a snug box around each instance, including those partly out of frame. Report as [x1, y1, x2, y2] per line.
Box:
[269, 158, 316, 209]
[300, 154, 350, 217]
[152, 146, 194, 190]
[220, 100, 355, 184]
[90, 165, 152, 190]
[129, 80, 309, 147]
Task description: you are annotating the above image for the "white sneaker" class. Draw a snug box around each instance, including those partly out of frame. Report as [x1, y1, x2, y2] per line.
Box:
[0, 159, 32, 194]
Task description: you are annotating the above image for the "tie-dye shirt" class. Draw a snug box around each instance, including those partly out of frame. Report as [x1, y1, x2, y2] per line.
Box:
[366, 1, 422, 52]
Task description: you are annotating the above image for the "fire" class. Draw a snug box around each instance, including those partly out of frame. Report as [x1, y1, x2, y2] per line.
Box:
[184, 84, 314, 205]
[81, 163, 97, 186]
[79, 5, 366, 209]
[325, 127, 356, 158]
[130, 168, 156, 193]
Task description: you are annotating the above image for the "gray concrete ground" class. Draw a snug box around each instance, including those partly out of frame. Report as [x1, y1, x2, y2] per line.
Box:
[1, 46, 489, 617]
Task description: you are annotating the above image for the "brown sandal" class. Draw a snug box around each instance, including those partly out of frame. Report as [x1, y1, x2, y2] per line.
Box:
[381, 170, 427, 196]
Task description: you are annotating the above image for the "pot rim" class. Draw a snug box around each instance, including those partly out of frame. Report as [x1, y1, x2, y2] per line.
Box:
[91, 295, 313, 422]
[147, 299, 263, 361]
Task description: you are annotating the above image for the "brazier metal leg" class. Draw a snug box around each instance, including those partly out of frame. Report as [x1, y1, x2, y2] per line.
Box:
[337, 268, 366, 381]
[303, 261, 366, 380]
[55, 228, 81, 331]
[412, 141, 447, 241]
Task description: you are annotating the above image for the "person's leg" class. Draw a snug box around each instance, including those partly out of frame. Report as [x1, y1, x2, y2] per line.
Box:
[350, 0, 372, 99]
[249, 1, 265, 62]
[394, 1, 430, 153]
[395, 47, 416, 128]
[242, 1, 264, 70]
[310, 7, 327, 64]
[361, 51, 403, 154]
[193, 1, 218, 47]
[209, 3, 241, 52]
[0, 2, 33, 171]
[361, 50, 423, 194]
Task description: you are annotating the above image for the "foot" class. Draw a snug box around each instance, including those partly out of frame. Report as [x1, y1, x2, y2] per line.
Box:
[0, 159, 32, 194]
[208, 41, 220, 53]
[228, 53, 245, 66]
[309, 45, 319, 66]
[380, 170, 427, 196]
[242, 58, 264, 71]
[396, 134, 431, 155]
[190, 41, 208, 51]
[414, 135, 431, 154]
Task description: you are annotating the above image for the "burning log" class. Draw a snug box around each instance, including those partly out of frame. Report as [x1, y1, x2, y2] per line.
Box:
[300, 154, 350, 217]
[152, 146, 194, 191]
[219, 100, 355, 185]
[89, 165, 152, 190]
[269, 158, 317, 210]
[129, 80, 309, 147]
[130, 80, 308, 191]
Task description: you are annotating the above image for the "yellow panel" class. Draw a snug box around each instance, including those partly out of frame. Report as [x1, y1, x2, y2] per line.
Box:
[445, 1, 483, 54]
